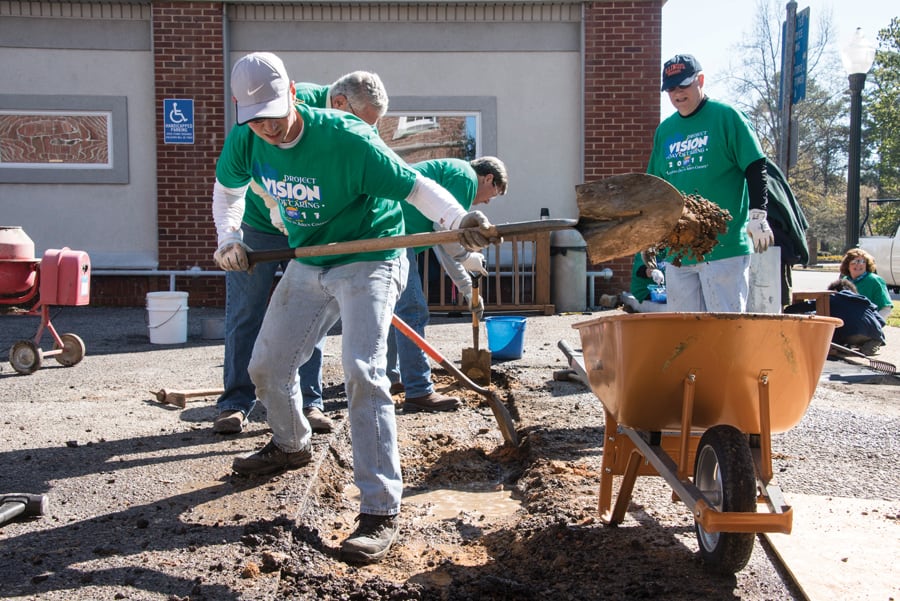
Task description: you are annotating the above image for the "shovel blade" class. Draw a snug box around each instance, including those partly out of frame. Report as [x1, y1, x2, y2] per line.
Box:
[462, 348, 492, 386]
[576, 173, 684, 264]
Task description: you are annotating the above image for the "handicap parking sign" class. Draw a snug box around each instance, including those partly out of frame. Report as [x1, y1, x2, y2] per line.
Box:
[164, 99, 194, 144]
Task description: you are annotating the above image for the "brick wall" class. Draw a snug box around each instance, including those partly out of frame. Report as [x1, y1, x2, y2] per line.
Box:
[91, 0, 665, 308]
[93, 2, 227, 306]
[583, 0, 664, 295]
[154, 2, 226, 304]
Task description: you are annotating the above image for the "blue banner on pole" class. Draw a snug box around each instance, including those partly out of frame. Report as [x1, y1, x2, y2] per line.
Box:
[792, 8, 809, 104]
[164, 99, 194, 144]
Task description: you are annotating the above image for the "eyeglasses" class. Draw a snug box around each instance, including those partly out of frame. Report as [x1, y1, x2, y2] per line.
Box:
[664, 81, 696, 93]
[850, 258, 867, 265]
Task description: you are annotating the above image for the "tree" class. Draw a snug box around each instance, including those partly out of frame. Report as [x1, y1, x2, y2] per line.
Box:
[723, 0, 854, 252]
[862, 17, 900, 236]
[724, 0, 843, 161]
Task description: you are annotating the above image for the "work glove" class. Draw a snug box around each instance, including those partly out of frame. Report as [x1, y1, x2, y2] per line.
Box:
[460, 252, 488, 277]
[650, 269, 665, 285]
[457, 210, 500, 251]
[214, 232, 251, 271]
[746, 209, 774, 253]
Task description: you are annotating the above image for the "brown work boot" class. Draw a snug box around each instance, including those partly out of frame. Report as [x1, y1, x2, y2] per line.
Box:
[389, 381, 405, 396]
[403, 392, 460, 413]
[341, 513, 400, 564]
[859, 340, 882, 356]
[303, 406, 334, 434]
[232, 439, 311, 476]
[213, 410, 246, 434]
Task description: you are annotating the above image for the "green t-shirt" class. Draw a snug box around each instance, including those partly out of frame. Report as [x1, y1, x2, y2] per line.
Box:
[647, 98, 765, 264]
[846, 272, 893, 310]
[241, 84, 335, 235]
[294, 83, 330, 109]
[407, 158, 475, 253]
[240, 186, 281, 234]
[216, 103, 417, 266]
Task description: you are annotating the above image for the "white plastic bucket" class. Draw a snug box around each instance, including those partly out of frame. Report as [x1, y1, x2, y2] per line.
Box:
[146, 291, 189, 344]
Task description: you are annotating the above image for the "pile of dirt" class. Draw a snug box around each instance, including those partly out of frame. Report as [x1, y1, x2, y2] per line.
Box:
[657, 193, 732, 265]
[226, 370, 799, 601]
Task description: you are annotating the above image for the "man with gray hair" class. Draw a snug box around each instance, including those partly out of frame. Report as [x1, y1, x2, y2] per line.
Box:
[212, 69, 389, 437]
[295, 70, 389, 126]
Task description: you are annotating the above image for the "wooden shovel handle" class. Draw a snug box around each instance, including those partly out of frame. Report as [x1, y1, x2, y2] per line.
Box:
[247, 219, 577, 266]
[471, 274, 482, 352]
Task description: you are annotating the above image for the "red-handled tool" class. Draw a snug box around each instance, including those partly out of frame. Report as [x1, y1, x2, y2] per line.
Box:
[391, 314, 518, 446]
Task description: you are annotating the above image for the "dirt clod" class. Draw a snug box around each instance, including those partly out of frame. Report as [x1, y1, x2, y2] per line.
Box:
[657, 193, 732, 265]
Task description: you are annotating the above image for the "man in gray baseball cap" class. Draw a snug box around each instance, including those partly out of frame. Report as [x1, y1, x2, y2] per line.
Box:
[211, 51, 498, 564]
[231, 52, 293, 124]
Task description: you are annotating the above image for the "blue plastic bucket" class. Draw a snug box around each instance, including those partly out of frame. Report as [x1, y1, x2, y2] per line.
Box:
[484, 316, 527, 360]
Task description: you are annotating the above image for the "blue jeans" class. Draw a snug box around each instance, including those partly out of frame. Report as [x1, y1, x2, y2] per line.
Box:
[217, 224, 324, 418]
[248, 257, 406, 515]
[386, 247, 435, 399]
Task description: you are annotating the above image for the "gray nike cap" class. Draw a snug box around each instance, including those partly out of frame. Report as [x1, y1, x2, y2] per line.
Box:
[231, 52, 291, 125]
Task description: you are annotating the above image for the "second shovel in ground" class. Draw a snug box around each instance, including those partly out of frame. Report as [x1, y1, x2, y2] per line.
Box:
[462, 274, 491, 385]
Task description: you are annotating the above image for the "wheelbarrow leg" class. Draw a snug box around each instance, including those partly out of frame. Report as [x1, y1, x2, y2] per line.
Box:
[610, 449, 643, 525]
[598, 408, 618, 523]
[756, 371, 774, 484]
[677, 373, 697, 481]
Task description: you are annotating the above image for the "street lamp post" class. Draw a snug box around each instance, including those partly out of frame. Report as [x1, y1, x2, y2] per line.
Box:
[840, 28, 876, 251]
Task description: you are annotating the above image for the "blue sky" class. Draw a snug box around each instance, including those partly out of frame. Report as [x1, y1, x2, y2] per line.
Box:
[660, 0, 897, 117]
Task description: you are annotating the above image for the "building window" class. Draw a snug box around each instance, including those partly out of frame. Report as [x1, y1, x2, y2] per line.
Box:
[381, 113, 478, 162]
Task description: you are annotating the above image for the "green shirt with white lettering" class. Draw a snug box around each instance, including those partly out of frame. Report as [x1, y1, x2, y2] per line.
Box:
[241, 84, 335, 235]
[216, 103, 416, 266]
[647, 98, 765, 263]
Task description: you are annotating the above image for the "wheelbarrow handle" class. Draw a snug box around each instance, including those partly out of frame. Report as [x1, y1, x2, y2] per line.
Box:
[247, 219, 577, 266]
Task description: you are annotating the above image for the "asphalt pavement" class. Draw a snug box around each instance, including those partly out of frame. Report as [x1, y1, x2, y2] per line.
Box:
[1, 292, 897, 601]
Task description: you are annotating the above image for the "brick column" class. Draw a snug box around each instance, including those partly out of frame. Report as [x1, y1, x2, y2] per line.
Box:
[583, 0, 664, 294]
[152, 1, 226, 305]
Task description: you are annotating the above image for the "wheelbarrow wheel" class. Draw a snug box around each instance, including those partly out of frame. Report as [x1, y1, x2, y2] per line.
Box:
[54, 333, 86, 366]
[9, 340, 43, 375]
[693, 424, 757, 574]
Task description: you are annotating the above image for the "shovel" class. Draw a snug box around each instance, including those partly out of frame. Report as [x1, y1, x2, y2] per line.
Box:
[575, 173, 684, 264]
[391, 314, 519, 447]
[246, 173, 685, 267]
[461, 274, 491, 385]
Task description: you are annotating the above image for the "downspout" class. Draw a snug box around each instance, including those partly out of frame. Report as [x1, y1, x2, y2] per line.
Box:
[579, 2, 585, 183]
[223, 2, 233, 132]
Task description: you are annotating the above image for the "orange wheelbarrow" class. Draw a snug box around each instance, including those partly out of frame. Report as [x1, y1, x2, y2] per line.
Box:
[562, 312, 842, 574]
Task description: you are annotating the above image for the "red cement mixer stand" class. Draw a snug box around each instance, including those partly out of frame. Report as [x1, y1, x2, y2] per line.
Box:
[0, 226, 91, 375]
